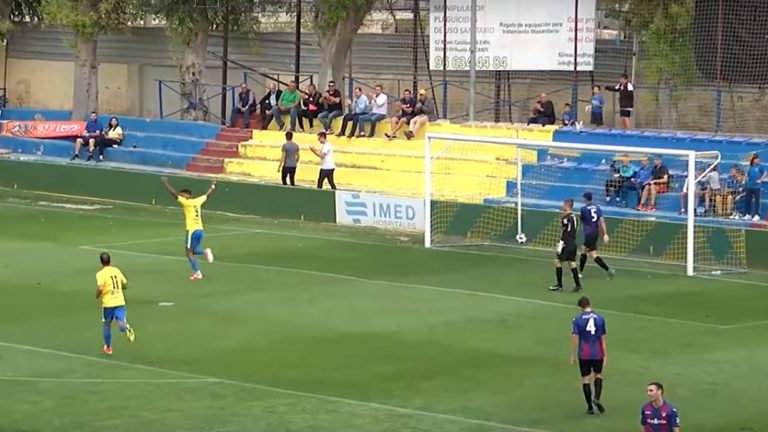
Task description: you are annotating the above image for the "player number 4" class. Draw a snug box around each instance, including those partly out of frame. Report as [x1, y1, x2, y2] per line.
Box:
[586, 317, 596, 335]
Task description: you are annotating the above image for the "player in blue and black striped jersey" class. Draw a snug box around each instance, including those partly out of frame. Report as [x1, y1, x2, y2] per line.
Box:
[550, 199, 583, 292]
[570, 296, 607, 415]
[578, 192, 615, 280]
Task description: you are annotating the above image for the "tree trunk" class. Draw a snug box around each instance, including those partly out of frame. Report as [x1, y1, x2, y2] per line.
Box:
[316, 0, 374, 103]
[318, 30, 354, 101]
[72, 34, 98, 120]
[178, 16, 210, 122]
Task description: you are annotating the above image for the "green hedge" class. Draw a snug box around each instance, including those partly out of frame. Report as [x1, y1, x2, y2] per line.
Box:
[0, 159, 336, 223]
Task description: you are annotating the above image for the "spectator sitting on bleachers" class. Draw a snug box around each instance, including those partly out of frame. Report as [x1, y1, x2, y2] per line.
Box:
[356, 84, 388, 138]
[258, 83, 281, 131]
[627, 156, 652, 208]
[385, 89, 415, 140]
[561, 103, 574, 127]
[679, 168, 706, 215]
[230, 82, 256, 129]
[297, 83, 321, 132]
[638, 155, 669, 212]
[96, 116, 123, 162]
[71, 111, 103, 161]
[605, 154, 634, 205]
[404, 89, 437, 140]
[317, 81, 343, 134]
[272, 81, 301, 132]
[725, 165, 746, 219]
[336, 87, 368, 138]
[526, 93, 556, 126]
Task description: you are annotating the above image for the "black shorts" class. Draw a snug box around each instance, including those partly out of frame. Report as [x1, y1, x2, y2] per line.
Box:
[557, 242, 578, 262]
[583, 233, 599, 252]
[619, 109, 632, 118]
[579, 359, 604, 377]
[398, 114, 414, 122]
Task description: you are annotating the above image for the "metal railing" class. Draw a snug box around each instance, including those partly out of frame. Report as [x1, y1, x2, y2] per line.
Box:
[157, 79, 237, 124]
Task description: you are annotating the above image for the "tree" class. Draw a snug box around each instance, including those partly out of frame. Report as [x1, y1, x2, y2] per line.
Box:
[148, 0, 275, 121]
[0, 0, 42, 40]
[41, 0, 139, 120]
[313, 0, 375, 99]
[599, 0, 696, 129]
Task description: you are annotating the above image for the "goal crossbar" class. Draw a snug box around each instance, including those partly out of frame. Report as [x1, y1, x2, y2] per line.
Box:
[424, 132, 723, 276]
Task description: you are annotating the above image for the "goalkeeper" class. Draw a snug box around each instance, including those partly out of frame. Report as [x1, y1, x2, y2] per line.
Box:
[579, 192, 615, 280]
[550, 199, 583, 293]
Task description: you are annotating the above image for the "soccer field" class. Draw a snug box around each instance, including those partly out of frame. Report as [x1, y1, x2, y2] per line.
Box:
[1, 188, 767, 432]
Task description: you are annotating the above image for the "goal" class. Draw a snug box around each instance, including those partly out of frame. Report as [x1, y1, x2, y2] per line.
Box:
[423, 133, 747, 276]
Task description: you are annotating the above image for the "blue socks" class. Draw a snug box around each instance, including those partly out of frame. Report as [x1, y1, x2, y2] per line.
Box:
[188, 256, 200, 272]
[103, 324, 112, 348]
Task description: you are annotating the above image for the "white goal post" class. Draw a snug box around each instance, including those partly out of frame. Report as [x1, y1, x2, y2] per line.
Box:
[424, 132, 730, 277]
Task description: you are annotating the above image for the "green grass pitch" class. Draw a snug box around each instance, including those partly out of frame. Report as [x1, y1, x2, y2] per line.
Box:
[1, 188, 767, 432]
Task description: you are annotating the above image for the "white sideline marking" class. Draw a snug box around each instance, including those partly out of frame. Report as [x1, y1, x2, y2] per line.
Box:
[5, 197, 768, 290]
[78, 245, 729, 329]
[0, 341, 551, 432]
[720, 320, 768, 329]
[0, 376, 216, 383]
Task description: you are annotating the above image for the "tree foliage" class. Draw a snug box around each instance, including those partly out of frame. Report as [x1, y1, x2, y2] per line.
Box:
[41, 0, 138, 37]
[0, 0, 42, 39]
[599, 0, 696, 85]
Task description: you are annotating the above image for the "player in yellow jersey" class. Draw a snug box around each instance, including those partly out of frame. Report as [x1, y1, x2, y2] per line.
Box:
[96, 252, 135, 355]
[161, 177, 217, 280]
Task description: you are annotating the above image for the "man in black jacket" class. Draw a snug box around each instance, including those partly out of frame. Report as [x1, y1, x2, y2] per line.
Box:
[605, 73, 634, 130]
[230, 82, 256, 129]
[258, 83, 282, 130]
[527, 93, 556, 126]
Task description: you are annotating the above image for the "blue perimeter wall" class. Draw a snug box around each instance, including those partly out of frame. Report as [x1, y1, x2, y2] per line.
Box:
[0, 108, 221, 169]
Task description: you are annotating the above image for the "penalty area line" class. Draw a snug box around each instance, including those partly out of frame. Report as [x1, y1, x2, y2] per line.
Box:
[0, 341, 550, 432]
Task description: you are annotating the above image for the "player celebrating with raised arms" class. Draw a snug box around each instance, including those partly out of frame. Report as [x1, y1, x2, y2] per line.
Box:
[96, 252, 135, 355]
[550, 199, 583, 292]
[641, 382, 680, 431]
[579, 192, 615, 279]
[161, 177, 216, 280]
[570, 296, 606, 415]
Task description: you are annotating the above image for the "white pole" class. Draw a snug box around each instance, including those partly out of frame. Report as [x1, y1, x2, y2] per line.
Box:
[516, 146, 523, 235]
[685, 153, 696, 276]
[424, 135, 433, 248]
[468, 0, 477, 122]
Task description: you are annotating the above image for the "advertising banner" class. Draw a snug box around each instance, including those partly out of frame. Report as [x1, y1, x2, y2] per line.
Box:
[335, 192, 425, 232]
[429, 0, 596, 71]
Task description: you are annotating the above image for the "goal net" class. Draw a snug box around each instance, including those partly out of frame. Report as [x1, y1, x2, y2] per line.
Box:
[424, 133, 748, 276]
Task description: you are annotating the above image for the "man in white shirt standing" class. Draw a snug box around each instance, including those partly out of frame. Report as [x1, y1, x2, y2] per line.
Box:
[357, 84, 388, 138]
[310, 131, 337, 190]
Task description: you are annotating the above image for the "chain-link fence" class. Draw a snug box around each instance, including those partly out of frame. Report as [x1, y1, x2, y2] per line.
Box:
[333, 0, 768, 134]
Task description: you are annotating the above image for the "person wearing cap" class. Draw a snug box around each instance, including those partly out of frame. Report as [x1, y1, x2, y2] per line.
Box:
[310, 131, 337, 190]
[404, 89, 437, 140]
[743, 153, 767, 221]
[638, 155, 668, 212]
[385, 89, 416, 140]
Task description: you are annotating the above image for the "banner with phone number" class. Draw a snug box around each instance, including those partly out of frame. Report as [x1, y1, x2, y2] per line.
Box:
[1, 121, 86, 138]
